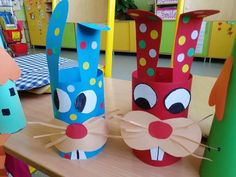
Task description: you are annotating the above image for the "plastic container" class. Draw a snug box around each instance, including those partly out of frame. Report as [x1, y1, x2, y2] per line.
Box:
[3, 29, 22, 43]
[10, 43, 28, 56]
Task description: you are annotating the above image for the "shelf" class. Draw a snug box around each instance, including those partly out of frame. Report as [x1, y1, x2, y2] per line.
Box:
[156, 3, 177, 5]
[156, 0, 178, 5]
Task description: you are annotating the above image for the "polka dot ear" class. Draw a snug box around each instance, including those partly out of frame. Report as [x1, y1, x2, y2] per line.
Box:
[46, 0, 68, 89]
[127, 9, 162, 81]
[76, 23, 109, 83]
[172, 10, 219, 82]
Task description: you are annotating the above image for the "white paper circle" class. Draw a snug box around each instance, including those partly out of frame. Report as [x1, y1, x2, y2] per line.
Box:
[91, 41, 98, 49]
[56, 88, 71, 113]
[177, 53, 185, 62]
[67, 85, 75, 92]
[149, 49, 157, 58]
[79, 90, 97, 114]
[139, 23, 147, 33]
[191, 30, 198, 40]
[165, 88, 190, 109]
[134, 84, 157, 108]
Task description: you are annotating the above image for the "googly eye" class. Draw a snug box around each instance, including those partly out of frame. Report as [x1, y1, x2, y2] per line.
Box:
[133, 84, 157, 110]
[75, 90, 97, 114]
[54, 88, 71, 113]
[165, 88, 191, 114]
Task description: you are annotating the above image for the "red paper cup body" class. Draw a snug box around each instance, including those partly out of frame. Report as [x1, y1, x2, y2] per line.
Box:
[132, 67, 192, 166]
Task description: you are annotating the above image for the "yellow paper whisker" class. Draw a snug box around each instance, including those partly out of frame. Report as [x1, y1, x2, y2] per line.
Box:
[170, 138, 212, 161]
[175, 114, 213, 130]
[89, 132, 122, 139]
[28, 121, 66, 130]
[122, 128, 145, 133]
[84, 118, 103, 127]
[45, 135, 67, 149]
[172, 134, 219, 151]
[33, 131, 65, 139]
[119, 118, 146, 129]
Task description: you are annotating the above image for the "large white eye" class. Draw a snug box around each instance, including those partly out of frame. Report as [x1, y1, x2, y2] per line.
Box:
[165, 88, 191, 114]
[75, 90, 97, 114]
[133, 84, 157, 110]
[54, 88, 71, 113]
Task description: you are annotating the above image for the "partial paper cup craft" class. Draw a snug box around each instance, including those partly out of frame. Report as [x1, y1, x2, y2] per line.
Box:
[120, 9, 219, 167]
[0, 47, 26, 134]
[45, 0, 109, 160]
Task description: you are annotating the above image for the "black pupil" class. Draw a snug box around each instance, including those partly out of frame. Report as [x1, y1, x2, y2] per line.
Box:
[168, 103, 185, 114]
[75, 93, 86, 112]
[54, 90, 59, 110]
[9, 87, 16, 96]
[135, 98, 151, 110]
[2, 109, 10, 116]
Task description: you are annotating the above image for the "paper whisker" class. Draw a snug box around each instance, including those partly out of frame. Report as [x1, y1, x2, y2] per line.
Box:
[33, 131, 65, 139]
[28, 121, 66, 130]
[45, 135, 67, 149]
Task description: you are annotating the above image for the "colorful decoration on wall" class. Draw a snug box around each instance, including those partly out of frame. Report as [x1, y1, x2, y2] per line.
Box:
[217, 21, 235, 37]
[126, 9, 219, 166]
[44, 0, 109, 160]
[200, 38, 236, 177]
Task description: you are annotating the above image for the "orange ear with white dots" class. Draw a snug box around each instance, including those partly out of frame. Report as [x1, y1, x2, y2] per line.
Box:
[0, 48, 21, 85]
[128, 10, 162, 81]
[172, 10, 219, 82]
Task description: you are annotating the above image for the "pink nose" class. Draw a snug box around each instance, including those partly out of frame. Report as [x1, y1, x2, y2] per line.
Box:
[66, 124, 87, 139]
[148, 121, 173, 139]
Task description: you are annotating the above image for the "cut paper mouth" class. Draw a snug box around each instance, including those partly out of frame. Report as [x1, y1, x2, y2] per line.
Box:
[120, 111, 202, 158]
[150, 147, 165, 161]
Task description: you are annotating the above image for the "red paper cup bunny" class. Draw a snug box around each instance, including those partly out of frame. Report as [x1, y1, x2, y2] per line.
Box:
[127, 9, 219, 166]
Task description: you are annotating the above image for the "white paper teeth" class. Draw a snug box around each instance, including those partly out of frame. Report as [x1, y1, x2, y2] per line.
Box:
[150, 147, 165, 161]
[71, 150, 77, 160]
[78, 150, 87, 160]
[70, 150, 87, 160]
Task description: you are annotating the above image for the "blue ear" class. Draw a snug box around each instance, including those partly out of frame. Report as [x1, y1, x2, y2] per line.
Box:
[46, 0, 68, 90]
[76, 23, 109, 83]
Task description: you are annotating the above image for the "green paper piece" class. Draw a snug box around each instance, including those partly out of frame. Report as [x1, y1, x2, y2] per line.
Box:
[0, 80, 26, 134]
[183, 16, 191, 24]
[200, 37, 236, 177]
[139, 40, 146, 49]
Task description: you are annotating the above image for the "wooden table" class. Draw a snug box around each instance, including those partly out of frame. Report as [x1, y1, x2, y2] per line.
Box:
[4, 76, 216, 177]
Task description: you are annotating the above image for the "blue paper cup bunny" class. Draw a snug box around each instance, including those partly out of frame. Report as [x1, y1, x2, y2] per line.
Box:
[46, 0, 109, 160]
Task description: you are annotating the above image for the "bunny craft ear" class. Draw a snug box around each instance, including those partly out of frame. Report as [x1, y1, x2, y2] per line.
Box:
[127, 9, 162, 81]
[76, 23, 109, 83]
[46, 0, 108, 124]
[209, 57, 233, 120]
[172, 10, 219, 82]
[46, 0, 68, 91]
[0, 47, 21, 85]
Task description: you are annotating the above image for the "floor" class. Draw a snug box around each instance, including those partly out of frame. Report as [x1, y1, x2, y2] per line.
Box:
[28, 47, 224, 177]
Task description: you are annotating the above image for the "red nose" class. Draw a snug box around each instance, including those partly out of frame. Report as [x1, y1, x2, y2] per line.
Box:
[66, 124, 87, 139]
[148, 121, 173, 139]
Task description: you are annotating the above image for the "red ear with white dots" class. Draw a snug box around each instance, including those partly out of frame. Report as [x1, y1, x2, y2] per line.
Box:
[128, 10, 162, 81]
[172, 10, 219, 82]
